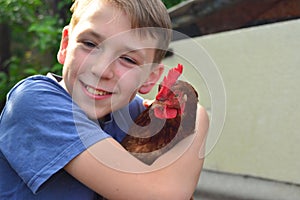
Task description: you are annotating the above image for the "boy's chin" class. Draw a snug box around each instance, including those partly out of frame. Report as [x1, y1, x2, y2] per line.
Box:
[81, 107, 112, 120]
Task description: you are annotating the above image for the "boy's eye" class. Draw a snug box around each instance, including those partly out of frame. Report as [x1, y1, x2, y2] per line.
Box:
[121, 56, 137, 65]
[82, 41, 97, 48]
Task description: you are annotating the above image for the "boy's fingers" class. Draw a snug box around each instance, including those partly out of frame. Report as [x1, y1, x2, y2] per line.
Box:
[143, 99, 155, 108]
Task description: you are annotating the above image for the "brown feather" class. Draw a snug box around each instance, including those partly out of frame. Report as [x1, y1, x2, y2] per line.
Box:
[121, 80, 198, 165]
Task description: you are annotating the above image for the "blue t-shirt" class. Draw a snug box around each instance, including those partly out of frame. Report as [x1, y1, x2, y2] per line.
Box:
[0, 74, 145, 199]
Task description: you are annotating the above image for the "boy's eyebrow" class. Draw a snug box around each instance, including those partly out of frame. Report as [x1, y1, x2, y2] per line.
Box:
[77, 29, 103, 40]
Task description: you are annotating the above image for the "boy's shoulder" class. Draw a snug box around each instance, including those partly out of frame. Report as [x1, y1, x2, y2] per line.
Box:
[8, 73, 66, 98]
[22, 73, 62, 88]
[4, 73, 71, 115]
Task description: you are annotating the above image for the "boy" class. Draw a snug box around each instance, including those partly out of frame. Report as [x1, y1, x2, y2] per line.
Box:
[0, 0, 208, 199]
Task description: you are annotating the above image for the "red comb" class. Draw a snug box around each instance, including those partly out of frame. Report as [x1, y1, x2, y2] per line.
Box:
[156, 64, 183, 100]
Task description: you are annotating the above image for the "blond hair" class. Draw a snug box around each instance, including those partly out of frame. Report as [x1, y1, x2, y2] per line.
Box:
[69, 0, 172, 63]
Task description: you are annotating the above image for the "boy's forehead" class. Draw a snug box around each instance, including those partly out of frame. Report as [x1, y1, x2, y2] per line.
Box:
[75, 1, 129, 38]
[73, 2, 159, 50]
[77, 1, 119, 24]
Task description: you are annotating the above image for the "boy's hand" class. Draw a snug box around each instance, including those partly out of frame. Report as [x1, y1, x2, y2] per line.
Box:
[143, 99, 155, 108]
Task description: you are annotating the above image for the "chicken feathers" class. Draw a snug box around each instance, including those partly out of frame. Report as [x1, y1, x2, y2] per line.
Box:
[121, 64, 198, 165]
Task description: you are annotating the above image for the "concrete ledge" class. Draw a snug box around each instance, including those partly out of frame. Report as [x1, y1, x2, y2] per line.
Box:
[194, 169, 300, 200]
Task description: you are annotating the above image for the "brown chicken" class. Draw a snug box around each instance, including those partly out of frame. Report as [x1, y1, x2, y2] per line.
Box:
[101, 65, 197, 200]
[121, 64, 198, 166]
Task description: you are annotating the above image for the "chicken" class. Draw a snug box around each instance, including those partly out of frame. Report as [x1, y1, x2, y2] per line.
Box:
[121, 64, 198, 166]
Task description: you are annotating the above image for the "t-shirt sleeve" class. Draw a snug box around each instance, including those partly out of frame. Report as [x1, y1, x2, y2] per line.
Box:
[0, 76, 110, 193]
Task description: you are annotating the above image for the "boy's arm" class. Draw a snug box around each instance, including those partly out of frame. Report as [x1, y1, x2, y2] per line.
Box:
[64, 105, 208, 200]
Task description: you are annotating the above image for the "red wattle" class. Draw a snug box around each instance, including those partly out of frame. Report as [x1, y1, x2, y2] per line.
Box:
[154, 106, 177, 119]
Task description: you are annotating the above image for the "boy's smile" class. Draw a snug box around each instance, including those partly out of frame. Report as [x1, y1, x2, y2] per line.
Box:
[81, 81, 114, 100]
[57, 1, 163, 119]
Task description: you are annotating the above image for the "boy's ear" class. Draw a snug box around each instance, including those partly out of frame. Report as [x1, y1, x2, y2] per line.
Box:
[57, 26, 69, 64]
[138, 64, 164, 94]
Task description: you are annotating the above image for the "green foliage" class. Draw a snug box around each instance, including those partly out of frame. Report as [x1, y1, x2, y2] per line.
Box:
[162, 0, 185, 8]
[28, 16, 63, 52]
[0, 0, 41, 25]
[0, 0, 71, 108]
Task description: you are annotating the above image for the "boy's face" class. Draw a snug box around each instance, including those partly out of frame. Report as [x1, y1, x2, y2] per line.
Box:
[58, 1, 163, 119]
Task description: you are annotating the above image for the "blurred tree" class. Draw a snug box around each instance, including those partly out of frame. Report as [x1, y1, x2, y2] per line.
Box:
[162, 0, 185, 8]
[0, 23, 10, 75]
[0, 0, 72, 109]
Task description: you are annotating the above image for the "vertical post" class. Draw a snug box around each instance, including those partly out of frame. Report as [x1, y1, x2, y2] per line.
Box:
[0, 23, 11, 74]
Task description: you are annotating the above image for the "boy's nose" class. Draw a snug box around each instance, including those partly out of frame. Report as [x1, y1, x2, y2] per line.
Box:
[91, 57, 115, 80]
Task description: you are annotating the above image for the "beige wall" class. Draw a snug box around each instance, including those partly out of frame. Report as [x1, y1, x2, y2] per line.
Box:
[161, 19, 300, 184]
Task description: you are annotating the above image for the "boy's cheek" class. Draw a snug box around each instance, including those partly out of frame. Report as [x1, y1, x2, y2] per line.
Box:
[66, 52, 91, 74]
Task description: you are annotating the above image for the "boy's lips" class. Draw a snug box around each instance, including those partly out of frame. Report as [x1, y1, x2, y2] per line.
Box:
[81, 81, 114, 99]
[86, 85, 112, 96]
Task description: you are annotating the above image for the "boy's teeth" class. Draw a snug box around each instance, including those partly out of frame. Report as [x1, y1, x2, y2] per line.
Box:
[86, 86, 110, 96]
